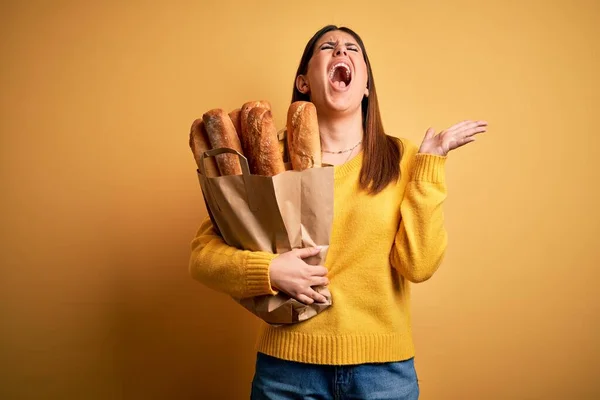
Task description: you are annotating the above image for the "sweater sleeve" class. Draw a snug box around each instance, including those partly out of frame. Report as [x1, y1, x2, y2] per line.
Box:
[188, 216, 279, 299]
[390, 142, 448, 283]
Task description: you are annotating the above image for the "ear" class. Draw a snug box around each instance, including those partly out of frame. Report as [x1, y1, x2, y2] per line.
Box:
[296, 75, 310, 94]
[364, 86, 369, 97]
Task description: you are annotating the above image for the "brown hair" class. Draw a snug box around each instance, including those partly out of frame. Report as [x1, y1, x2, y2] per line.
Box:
[292, 25, 402, 194]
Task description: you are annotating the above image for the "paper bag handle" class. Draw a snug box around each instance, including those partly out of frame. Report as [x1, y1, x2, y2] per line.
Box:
[198, 147, 261, 212]
[198, 147, 251, 176]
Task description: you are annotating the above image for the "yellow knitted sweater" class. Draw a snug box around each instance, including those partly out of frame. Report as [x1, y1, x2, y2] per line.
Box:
[189, 137, 448, 365]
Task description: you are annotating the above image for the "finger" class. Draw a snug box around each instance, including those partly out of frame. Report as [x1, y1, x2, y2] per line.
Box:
[461, 126, 487, 138]
[307, 288, 328, 303]
[310, 265, 329, 276]
[446, 120, 472, 132]
[296, 294, 314, 305]
[311, 276, 330, 287]
[447, 120, 487, 134]
[447, 120, 476, 134]
[451, 123, 487, 139]
[424, 127, 436, 140]
[294, 247, 321, 259]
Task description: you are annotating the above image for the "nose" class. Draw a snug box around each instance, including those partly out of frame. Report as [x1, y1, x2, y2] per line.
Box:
[334, 47, 347, 57]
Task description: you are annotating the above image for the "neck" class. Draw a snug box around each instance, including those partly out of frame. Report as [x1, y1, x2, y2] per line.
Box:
[318, 110, 364, 152]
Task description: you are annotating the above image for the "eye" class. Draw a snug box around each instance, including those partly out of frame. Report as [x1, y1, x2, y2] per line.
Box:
[348, 47, 359, 52]
[321, 45, 334, 50]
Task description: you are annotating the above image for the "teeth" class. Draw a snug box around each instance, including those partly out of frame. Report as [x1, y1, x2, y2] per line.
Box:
[329, 62, 351, 81]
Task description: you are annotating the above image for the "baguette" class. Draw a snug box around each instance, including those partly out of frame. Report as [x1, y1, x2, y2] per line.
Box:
[228, 108, 243, 144]
[202, 109, 244, 176]
[240, 100, 271, 155]
[189, 119, 220, 177]
[286, 101, 322, 170]
[246, 107, 285, 176]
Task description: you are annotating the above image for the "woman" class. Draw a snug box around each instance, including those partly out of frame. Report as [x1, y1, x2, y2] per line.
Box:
[189, 25, 487, 399]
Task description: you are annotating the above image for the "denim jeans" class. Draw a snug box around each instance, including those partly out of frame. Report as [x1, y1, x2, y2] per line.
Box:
[250, 352, 419, 400]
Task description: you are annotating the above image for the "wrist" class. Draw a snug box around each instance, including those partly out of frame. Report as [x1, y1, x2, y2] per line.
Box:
[268, 257, 281, 290]
[418, 147, 446, 157]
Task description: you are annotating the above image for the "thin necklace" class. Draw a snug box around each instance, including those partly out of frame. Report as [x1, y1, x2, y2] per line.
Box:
[321, 140, 362, 154]
[322, 140, 362, 164]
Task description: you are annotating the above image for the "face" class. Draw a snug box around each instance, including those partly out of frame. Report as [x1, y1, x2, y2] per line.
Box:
[296, 30, 369, 116]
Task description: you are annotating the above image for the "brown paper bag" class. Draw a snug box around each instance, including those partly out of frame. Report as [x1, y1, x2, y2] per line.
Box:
[196, 146, 334, 326]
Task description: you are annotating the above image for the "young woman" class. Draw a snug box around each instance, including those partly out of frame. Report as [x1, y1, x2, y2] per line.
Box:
[189, 25, 487, 400]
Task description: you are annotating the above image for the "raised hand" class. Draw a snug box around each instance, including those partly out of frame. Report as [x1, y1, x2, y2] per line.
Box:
[419, 120, 488, 156]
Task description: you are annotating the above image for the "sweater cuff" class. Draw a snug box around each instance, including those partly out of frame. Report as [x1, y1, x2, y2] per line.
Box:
[245, 252, 279, 297]
[412, 153, 447, 184]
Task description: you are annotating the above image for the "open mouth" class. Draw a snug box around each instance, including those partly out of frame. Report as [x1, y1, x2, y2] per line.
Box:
[328, 62, 352, 89]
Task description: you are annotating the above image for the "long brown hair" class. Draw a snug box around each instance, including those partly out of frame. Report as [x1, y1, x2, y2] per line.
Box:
[292, 25, 402, 194]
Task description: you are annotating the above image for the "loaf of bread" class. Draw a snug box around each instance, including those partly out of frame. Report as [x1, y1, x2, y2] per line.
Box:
[286, 101, 322, 170]
[189, 119, 220, 177]
[228, 108, 243, 143]
[240, 100, 271, 155]
[246, 107, 285, 176]
[202, 109, 244, 176]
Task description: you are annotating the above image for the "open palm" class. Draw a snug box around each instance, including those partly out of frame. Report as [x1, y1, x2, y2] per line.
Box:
[419, 120, 488, 156]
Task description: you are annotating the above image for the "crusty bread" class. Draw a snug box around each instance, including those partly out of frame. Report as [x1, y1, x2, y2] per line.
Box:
[246, 107, 285, 176]
[202, 109, 244, 176]
[228, 108, 243, 143]
[286, 101, 322, 170]
[240, 100, 271, 155]
[189, 119, 220, 177]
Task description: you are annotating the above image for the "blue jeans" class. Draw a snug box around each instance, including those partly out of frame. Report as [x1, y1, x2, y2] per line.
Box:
[251, 352, 419, 400]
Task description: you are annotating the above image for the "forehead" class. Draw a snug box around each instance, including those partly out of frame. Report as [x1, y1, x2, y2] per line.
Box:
[316, 30, 358, 46]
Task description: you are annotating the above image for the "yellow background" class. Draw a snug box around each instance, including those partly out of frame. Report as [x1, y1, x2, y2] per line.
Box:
[1, 0, 599, 399]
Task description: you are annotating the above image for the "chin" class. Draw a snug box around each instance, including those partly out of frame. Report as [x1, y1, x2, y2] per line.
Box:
[324, 92, 362, 114]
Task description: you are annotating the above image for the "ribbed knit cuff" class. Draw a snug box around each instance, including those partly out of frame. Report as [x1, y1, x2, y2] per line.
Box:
[412, 153, 447, 184]
[245, 252, 279, 297]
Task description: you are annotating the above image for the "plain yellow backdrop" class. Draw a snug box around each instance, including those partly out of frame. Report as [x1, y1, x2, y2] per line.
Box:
[1, 0, 598, 399]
